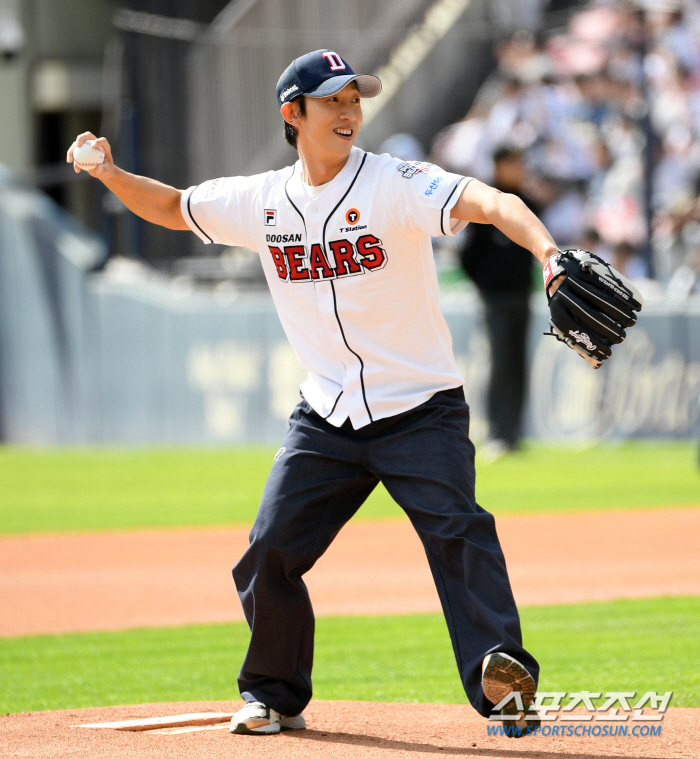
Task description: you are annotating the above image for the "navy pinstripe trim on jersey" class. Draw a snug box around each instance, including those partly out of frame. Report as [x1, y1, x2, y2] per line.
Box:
[322, 153, 367, 239]
[284, 165, 307, 235]
[323, 390, 343, 419]
[438, 178, 465, 236]
[286, 166, 342, 421]
[329, 280, 372, 422]
[186, 188, 213, 243]
[323, 152, 373, 423]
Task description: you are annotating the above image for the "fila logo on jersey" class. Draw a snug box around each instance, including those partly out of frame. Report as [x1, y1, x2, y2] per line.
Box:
[268, 235, 387, 282]
[264, 209, 277, 226]
[346, 208, 360, 225]
[321, 51, 346, 71]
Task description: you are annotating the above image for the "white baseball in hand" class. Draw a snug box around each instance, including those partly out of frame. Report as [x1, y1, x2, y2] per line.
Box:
[73, 140, 105, 170]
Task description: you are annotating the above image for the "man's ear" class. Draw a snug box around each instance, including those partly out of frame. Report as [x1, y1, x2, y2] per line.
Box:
[281, 101, 302, 128]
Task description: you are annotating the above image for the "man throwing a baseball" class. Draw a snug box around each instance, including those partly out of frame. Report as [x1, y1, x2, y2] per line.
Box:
[68, 48, 641, 739]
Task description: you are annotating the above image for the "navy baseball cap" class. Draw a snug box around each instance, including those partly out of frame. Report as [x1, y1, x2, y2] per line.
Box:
[276, 49, 382, 106]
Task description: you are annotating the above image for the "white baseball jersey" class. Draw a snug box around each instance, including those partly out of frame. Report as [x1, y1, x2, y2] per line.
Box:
[181, 146, 471, 429]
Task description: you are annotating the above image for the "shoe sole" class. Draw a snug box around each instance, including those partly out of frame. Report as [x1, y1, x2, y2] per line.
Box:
[483, 652, 539, 738]
[230, 721, 281, 735]
[482, 652, 536, 705]
[230, 713, 306, 735]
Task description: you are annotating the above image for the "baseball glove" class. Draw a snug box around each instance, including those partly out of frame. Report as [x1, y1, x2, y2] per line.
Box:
[543, 249, 643, 369]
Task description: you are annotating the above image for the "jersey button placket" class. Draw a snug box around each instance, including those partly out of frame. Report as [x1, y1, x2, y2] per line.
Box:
[312, 227, 366, 425]
[307, 217, 349, 373]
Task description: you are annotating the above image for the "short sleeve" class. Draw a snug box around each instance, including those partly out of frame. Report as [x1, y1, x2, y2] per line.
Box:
[389, 160, 473, 237]
[181, 174, 263, 250]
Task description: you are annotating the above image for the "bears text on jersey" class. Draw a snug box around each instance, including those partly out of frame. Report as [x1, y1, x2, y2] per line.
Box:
[268, 234, 387, 282]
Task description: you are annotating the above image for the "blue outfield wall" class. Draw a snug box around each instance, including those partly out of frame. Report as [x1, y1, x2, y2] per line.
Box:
[1, 171, 699, 445]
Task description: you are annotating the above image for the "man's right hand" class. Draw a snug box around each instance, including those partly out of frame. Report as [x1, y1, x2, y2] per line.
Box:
[66, 132, 115, 178]
[65, 132, 187, 231]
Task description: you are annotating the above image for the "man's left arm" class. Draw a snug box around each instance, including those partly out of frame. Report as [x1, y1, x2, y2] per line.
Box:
[451, 179, 644, 370]
[450, 178, 557, 266]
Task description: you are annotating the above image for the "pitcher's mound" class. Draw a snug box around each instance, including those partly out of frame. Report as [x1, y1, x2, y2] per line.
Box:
[1, 700, 694, 758]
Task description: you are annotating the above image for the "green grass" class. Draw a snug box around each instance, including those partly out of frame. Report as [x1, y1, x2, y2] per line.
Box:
[0, 442, 697, 535]
[472, 440, 700, 514]
[0, 448, 274, 535]
[1, 597, 698, 713]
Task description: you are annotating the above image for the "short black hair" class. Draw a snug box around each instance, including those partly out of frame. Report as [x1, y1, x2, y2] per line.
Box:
[284, 96, 306, 149]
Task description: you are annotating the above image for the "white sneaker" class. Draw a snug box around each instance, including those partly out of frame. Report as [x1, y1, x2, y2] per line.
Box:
[230, 701, 306, 735]
[280, 713, 307, 730]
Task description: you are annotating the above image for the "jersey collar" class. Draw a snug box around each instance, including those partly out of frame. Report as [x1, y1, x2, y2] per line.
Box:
[286, 147, 364, 214]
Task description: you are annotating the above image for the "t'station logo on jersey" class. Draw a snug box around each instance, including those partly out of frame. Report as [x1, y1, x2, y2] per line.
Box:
[264, 209, 277, 226]
[345, 208, 360, 225]
[321, 51, 346, 71]
[396, 161, 433, 179]
[267, 234, 387, 284]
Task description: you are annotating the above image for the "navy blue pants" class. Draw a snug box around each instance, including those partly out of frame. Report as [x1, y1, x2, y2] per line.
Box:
[232, 388, 538, 717]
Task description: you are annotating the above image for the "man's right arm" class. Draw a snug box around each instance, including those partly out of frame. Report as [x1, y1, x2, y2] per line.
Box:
[66, 132, 188, 231]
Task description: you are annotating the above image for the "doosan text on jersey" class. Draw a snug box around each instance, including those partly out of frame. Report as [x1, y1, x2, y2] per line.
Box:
[181, 147, 473, 429]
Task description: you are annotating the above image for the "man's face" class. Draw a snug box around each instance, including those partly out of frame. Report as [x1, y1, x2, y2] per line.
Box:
[297, 82, 363, 158]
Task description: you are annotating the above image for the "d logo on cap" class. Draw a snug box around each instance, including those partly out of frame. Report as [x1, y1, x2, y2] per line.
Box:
[322, 52, 346, 71]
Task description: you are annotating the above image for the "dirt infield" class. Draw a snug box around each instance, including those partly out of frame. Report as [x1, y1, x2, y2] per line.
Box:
[2, 508, 699, 758]
[1, 507, 699, 636]
[0, 700, 694, 759]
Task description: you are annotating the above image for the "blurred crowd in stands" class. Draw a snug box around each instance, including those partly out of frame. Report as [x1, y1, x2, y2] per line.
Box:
[427, 0, 700, 298]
